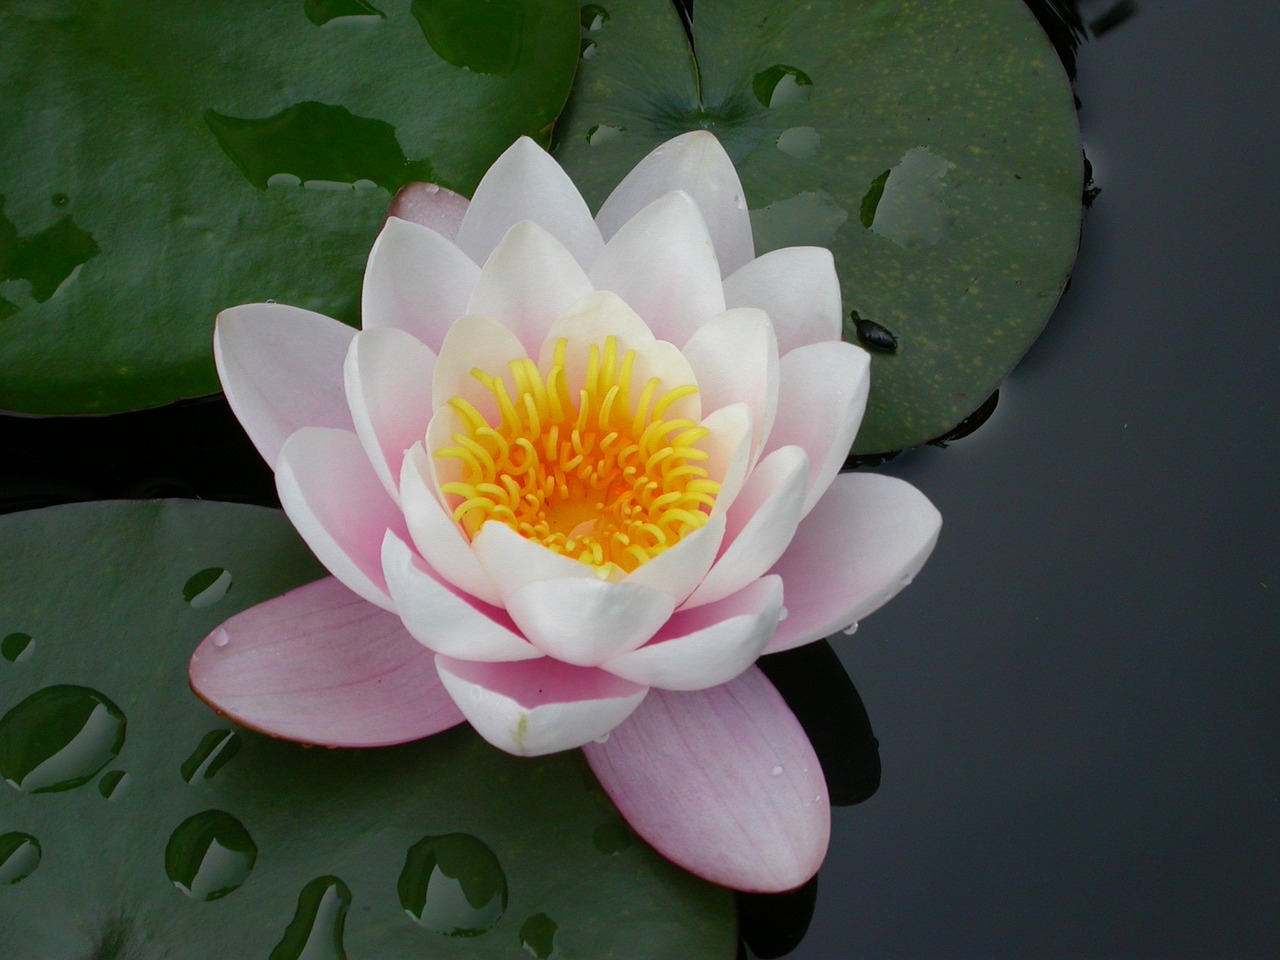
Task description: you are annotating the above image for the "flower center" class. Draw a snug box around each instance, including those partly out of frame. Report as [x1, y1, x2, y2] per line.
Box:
[436, 336, 720, 578]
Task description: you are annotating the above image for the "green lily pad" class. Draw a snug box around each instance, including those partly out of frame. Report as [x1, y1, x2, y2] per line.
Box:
[0, 0, 580, 415]
[553, 0, 1082, 453]
[0, 501, 734, 958]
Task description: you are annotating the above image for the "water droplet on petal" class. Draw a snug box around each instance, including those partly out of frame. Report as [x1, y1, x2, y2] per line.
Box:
[183, 567, 233, 608]
[165, 810, 257, 901]
[211, 630, 230, 648]
[842, 622, 859, 636]
[398, 834, 507, 936]
[0, 833, 41, 884]
[0, 685, 127, 793]
[771, 765, 784, 777]
[270, 876, 352, 960]
[520, 913, 560, 958]
[1, 632, 34, 663]
[181, 729, 243, 783]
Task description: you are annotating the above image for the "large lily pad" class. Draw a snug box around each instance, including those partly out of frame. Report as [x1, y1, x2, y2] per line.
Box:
[554, 0, 1082, 453]
[0, 501, 735, 958]
[0, 0, 579, 415]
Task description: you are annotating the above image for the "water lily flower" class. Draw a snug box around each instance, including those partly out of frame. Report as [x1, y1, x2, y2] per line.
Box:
[191, 132, 941, 892]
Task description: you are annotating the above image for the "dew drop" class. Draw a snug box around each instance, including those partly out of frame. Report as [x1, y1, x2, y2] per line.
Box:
[181, 730, 242, 784]
[586, 123, 623, 146]
[50, 193, 69, 208]
[520, 913, 559, 958]
[580, 39, 598, 60]
[842, 622, 859, 636]
[212, 630, 230, 649]
[165, 810, 257, 901]
[398, 833, 507, 936]
[775, 126, 821, 160]
[591, 821, 632, 856]
[0, 832, 40, 885]
[771, 765, 784, 777]
[0, 685, 127, 793]
[752, 64, 814, 108]
[98, 769, 129, 799]
[580, 3, 609, 31]
[183, 567, 233, 608]
[269, 876, 352, 960]
[1, 632, 34, 663]
[860, 147, 955, 248]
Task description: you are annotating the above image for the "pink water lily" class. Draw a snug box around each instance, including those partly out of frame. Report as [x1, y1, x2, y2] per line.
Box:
[191, 132, 941, 892]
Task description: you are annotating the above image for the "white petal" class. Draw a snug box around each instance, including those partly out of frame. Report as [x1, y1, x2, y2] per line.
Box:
[537, 290, 654, 366]
[766, 473, 942, 653]
[605, 576, 783, 690]
[505, 578, 675, 666]
[699, 402, 753, 516]
[399, 442, 503, 606]
[344, 328, 436, 504]
[466, 221, 595, 355]
[588, 191, 726, 347]
[766, 341, 870, 516]
[276, 427, 407, 611]
[622, 512, 726, 606]
[361, 217, 480, 352]
[381, 532, 542, 662]
[214, 303, 355, 466]
[723, 247, 843, 354]
[681, 307, 779, 466]
[455, 137, 603, 268]
[682, 445, 809, 608]
[471, 520, 597, 599]
[431, 312, 529, 425]
[435, 656, 647, 756]
[596, 130, 755, 276]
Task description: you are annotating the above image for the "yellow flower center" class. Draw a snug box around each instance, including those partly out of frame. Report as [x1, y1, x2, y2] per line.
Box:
[436, 336, 720, 579]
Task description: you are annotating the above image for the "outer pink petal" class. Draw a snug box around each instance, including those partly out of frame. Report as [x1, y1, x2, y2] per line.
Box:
[765, 473, 942, 653]
[595, 130, 755, 276]
[361, 217, 480, 353]
[604, 576, 783, 690]
[381, 532, 542, 662]
[276, 427, 409, 611]
[682, 445, 809, 609]
[583, 667, 829, 892]
[505, 578, 675, 666]
[190, 577, 464, 747]
[386, 182, 470, 242]
[465, 221, 595, 355]
[588, 191, 726, 347]
[344, 328, 437, 504]
[455, 137, 604, 268]
[766, 341, 871, 516]
[214, 303, 355, 466]
[723, 247, 843, 355]
[435, 656, 648, 756]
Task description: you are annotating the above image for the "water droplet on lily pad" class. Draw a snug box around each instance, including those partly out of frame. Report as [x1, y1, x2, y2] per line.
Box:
[398, 833, 507, 935]
[270, 876, 352, 960]
[413, 0, 530, 76]
[181, 730, 242, 784]
[752, 64, 813, 108]
[98, 769, 129, 799]
[183, 567, 232, 608]
[580, 4, 609, 31]
[0, 685, 126, 793]
[520, 913, 559, 957]
[1, 632, 33, 663]
[165, 810, 257, 901]
[304, 0, 385, 27]
[0, 833, 41, 885]
[776, 126, 820, 160]
[750, 191, 849, 251]
[860, 147, 956, 248]
[586, 123, 623, 146]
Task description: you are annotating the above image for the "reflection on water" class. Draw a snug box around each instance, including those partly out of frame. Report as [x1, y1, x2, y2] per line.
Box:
[398, 833, 508, 935]
[0, 685, 126, 793]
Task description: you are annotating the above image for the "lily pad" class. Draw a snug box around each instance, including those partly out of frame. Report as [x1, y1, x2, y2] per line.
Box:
[553, 0, 1082, 453]
[0, 501, 734, 958]
[0, 0, 580, 415]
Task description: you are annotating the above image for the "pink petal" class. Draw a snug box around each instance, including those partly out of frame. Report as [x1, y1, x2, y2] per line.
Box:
[505, 578, 675, 666]
[455, 137, 604, 268]
[765, 473, 942, 653]
[604, 576, 783, 690]
[583, 667, 829, 892]
[465, 221, 595, 355]
[588, 191, 726, 347]
[723, 248, 843, 355]
[381, 532, 542, 662]
[765, 342, 870, 516]
[595, 130, 755, 276]
[435, 656, 647, 756]
[361, 217, 480, 353]
[386, 182, 470, 242]
[214, 303, 355, 466]
[344, 328, 437, 504]
[276, 427, 409, 611]
[190, 577, 464, 747]
[682, 446, 809, 609]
